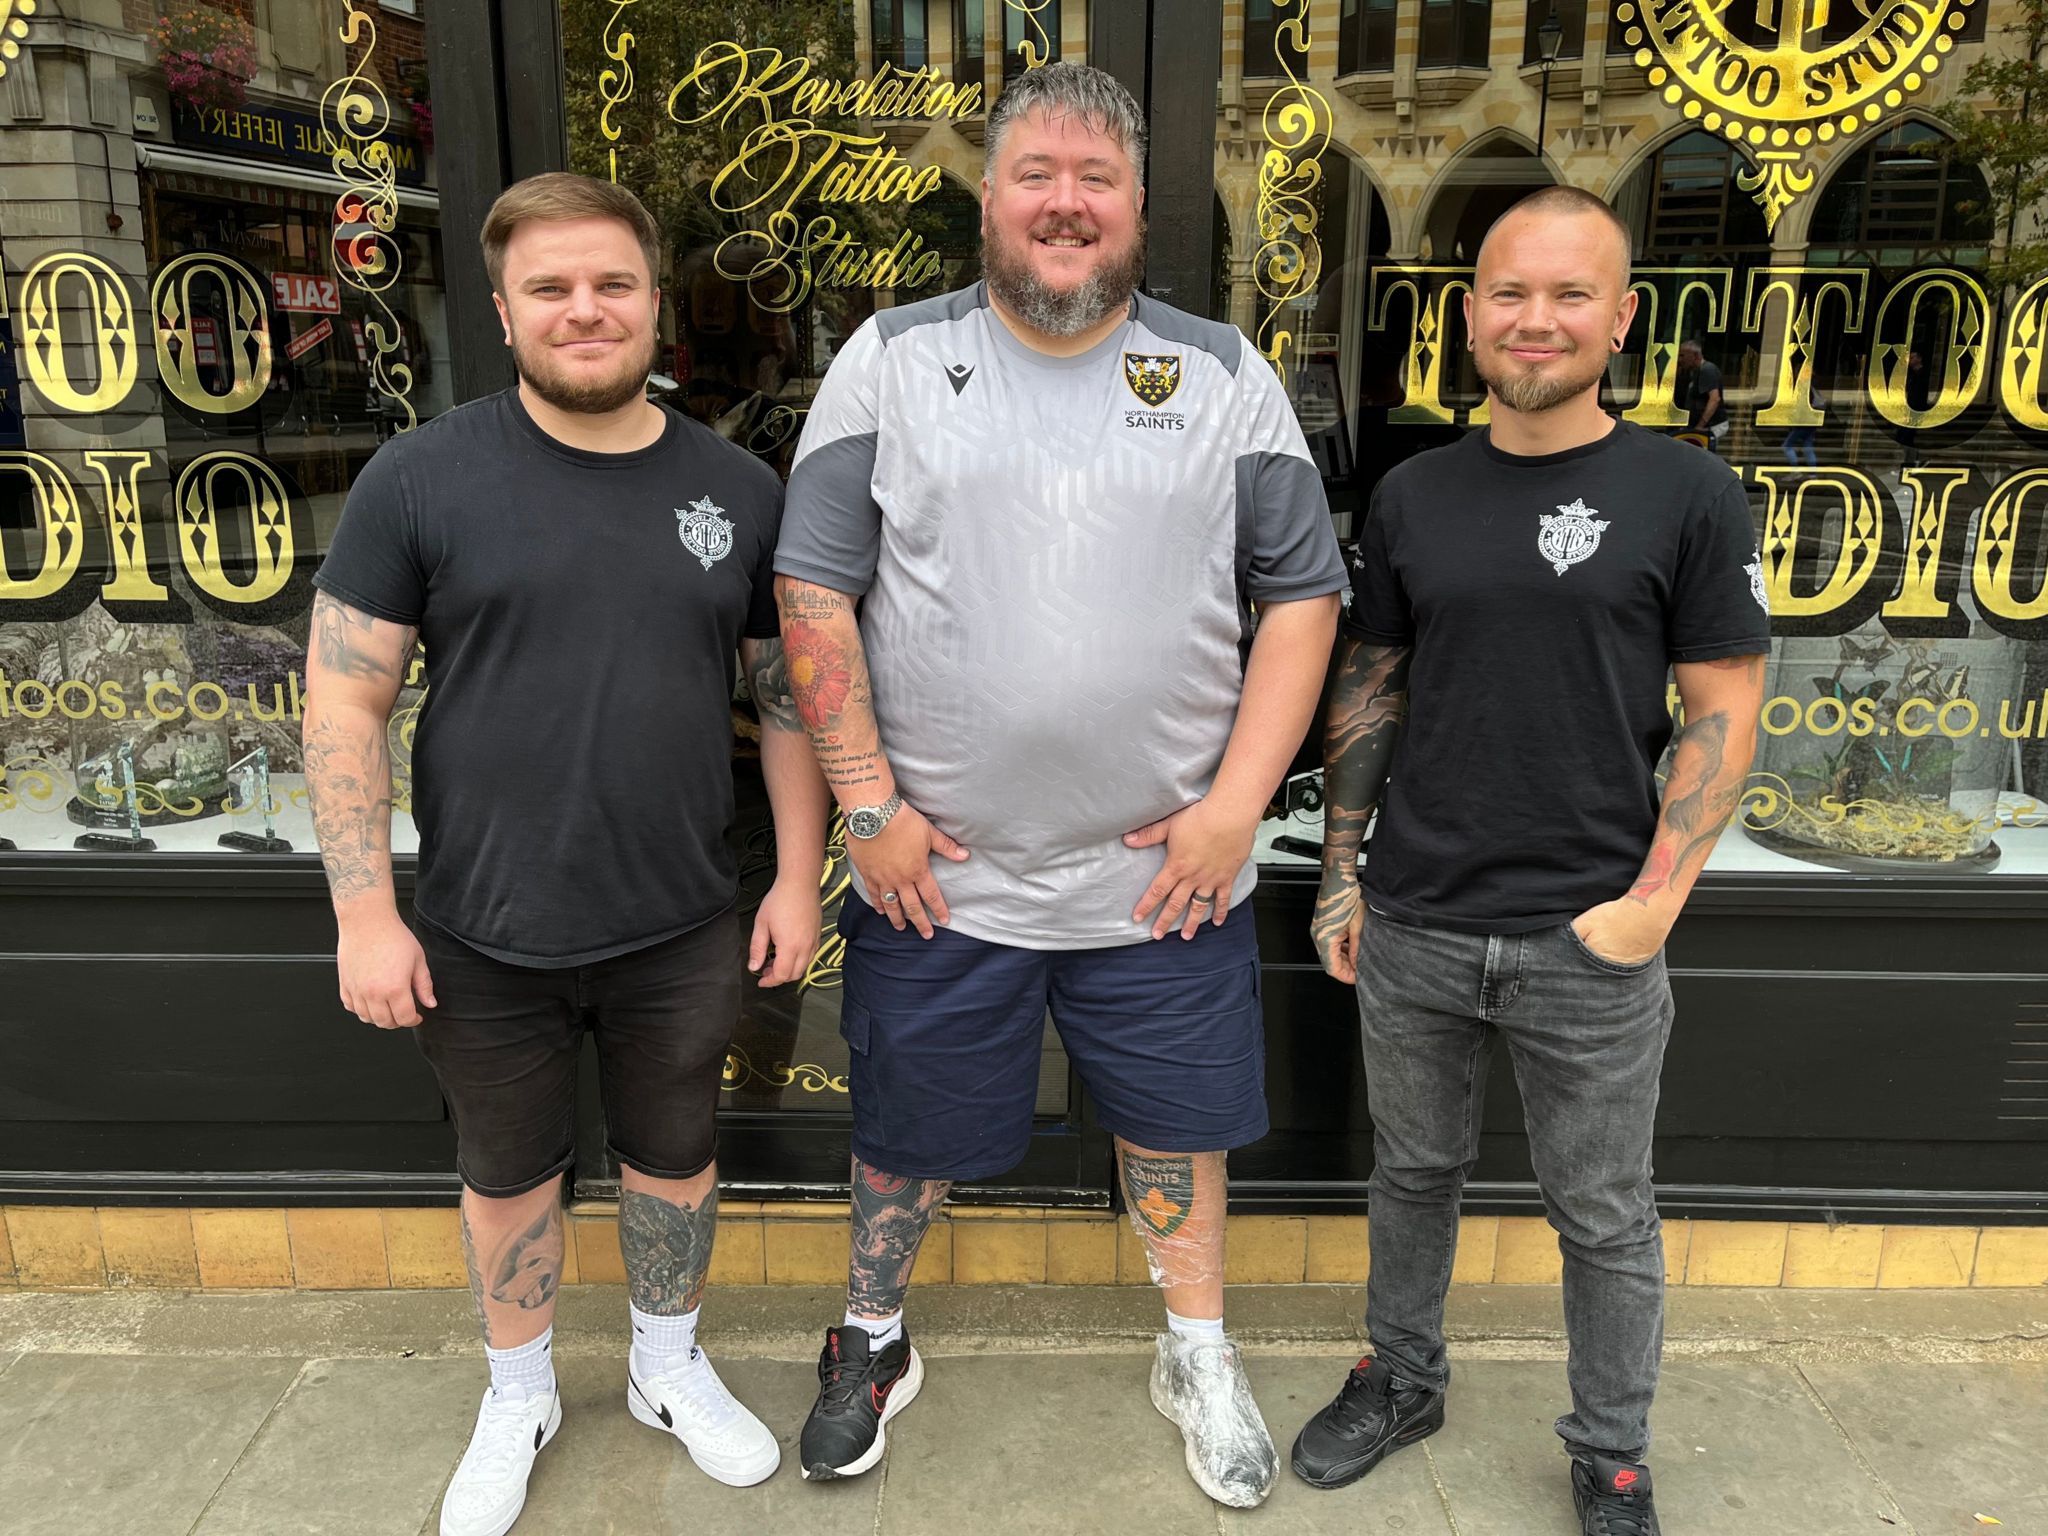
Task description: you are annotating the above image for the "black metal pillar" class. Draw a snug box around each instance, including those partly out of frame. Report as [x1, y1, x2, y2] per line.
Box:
[1140, 0, 1222, 313]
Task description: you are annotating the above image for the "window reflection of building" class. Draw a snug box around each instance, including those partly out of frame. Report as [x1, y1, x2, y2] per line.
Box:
[1522, 0, 1584, 63]
[1419, 0, 1491, 69]
[1808, 122, 1997, 257]
[953, 0, 987, 98]
[1245, 0, 1310, 79]
[872, 0, 930, 69]
[1339, 0, 1399, 74]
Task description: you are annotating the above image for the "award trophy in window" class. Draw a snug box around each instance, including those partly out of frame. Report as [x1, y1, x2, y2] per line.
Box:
[72, 741, 158, 852]
[217, 747, 293, 852]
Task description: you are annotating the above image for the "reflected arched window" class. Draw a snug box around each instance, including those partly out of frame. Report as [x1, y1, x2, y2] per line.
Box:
[1809, 122, 1994, 251]
[1629, 130, 1770, 258]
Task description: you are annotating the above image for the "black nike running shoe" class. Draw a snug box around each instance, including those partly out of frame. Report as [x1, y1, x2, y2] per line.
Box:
[798, 1325, 924, 1480]
[1572, 1452, 1663, 1536]
[1290, 1354, 1446, 1489]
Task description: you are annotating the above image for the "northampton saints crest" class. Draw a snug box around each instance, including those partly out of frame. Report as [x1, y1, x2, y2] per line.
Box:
[1124, 353, 1182, 408]
[1538, 498, 1611, 577]
[677, 495, 734, 571]
[1616, 0, 1978, 229]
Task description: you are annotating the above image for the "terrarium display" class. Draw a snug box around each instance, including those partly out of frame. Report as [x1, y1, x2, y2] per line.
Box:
[1742, 630, 2023, 873]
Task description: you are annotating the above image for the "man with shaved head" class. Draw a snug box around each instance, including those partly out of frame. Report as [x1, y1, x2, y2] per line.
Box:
[1289, 186, 1770, 1535]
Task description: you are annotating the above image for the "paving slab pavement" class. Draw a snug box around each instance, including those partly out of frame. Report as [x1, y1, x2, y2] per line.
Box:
[1, 1285, 2045, 1535]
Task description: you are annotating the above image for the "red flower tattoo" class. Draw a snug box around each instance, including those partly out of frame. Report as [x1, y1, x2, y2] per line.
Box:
[786, 630, 852, 727]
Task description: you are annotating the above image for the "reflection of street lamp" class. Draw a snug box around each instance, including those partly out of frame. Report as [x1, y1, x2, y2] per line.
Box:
[1536, 2, 1564, 156]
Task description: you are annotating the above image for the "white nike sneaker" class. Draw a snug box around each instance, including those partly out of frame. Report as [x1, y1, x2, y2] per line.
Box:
[439, 1383, 562, 1536]
[627, 1347, 782, 1487]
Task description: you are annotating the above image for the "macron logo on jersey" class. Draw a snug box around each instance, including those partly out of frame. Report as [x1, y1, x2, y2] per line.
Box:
[945, 362, 974, 396]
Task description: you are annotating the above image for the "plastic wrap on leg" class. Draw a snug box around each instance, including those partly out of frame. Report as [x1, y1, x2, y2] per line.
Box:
[1121, 1148, 1224, 1290]
[1149, 1333, 1279, 1508]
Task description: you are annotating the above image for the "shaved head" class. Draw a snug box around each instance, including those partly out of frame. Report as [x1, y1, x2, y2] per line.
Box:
[1477, 186, 1633, 289]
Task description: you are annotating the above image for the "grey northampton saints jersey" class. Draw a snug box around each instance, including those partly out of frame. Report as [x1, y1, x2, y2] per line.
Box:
[775, 283, 1347, 950]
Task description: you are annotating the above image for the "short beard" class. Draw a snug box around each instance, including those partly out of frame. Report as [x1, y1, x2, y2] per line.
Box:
[1473, 339, 1610, 415]
[510, 326, 657, 415]
[981, 214, 1148, 337]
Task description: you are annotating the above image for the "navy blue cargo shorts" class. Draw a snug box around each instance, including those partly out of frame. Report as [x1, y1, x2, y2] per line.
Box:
[835, 898, 1269, 1181]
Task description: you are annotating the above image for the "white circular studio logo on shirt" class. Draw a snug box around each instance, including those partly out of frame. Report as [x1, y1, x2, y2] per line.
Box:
[678, 496, 735, 570]
[1537, 498, 1610, 576]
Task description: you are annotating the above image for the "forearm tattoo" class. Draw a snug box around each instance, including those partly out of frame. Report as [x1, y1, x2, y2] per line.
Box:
[1629, 704, 1746, 905]
[847, 1159, 949, 1318]
[303, 593, 414, 905]
[1121, 1151, 1195, 1238]
[461, 1202, 565, 1345]
[1312, 639, 1411, 944]
[619, 1186, 720, 1317]
[744, 637, 804, 732]
[776, 580, 886, 794]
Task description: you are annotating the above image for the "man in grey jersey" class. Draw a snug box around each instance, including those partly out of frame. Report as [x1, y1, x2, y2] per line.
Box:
[772, 62, 1345, 1508]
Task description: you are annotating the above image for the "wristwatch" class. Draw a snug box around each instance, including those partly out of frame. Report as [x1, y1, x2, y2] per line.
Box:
[844, 792, 904, 840]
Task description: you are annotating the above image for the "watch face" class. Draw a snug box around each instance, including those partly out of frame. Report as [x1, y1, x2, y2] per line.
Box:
[847, 809, 882, 839]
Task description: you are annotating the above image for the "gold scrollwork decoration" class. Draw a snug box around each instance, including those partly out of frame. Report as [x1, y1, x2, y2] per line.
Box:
[722, 1043, 850, 1095]
[599, 0, 638, 184]
[801, 813, 851, 992]
[1734, 155, 1814, 233]
[323, 3, 417, 432]
[747, 404, 809, 457]
[0, 0, 36, 82]
[1003, 0, 1054, 70]
[1740, 771, 1997, 852]
[0, 756, 65, 815]
[1253, 0, 1331, 383]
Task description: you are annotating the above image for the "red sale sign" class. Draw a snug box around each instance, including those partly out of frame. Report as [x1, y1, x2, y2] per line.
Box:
[285, 317, 334, 361]
[271, 273, 340, 314]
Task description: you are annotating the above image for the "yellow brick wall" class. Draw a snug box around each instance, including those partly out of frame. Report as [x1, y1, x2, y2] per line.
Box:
[5, 1204, 2047, 1291]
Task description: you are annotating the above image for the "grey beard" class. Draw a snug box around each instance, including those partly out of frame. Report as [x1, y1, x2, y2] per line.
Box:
[983, 226, 1148, 338]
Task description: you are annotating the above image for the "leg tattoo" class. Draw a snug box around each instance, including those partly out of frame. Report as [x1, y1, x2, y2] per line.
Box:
[462, 1200, 566, 1346]
[848, 1159, 950, 1318]
[460, 1202, 495, 1346]
[619, 1186, 720, 1316]
[1123, 1151, 1196, 1238]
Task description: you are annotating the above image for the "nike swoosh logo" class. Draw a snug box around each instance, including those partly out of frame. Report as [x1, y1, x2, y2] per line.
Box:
[631, 1374, 674, 1428]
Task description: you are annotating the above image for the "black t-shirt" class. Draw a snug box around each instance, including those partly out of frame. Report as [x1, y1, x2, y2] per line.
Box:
[1686, 360, 1728, 430]
[313, 389, 782, 966]
[1345, 420, 1770, 933]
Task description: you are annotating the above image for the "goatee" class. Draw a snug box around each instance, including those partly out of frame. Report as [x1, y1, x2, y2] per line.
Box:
[1472, 337, 1609, 415]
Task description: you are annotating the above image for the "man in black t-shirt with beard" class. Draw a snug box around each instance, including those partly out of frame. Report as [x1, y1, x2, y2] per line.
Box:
[305, 174, 830, 1536]
[1289, 188, 1769, 1536]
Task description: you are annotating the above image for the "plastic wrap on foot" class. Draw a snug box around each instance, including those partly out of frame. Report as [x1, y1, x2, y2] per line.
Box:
[1150, 1333, 1279, 1509]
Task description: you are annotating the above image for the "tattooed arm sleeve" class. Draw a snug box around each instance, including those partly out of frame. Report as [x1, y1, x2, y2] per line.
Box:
[741, 636, 832, 879]
[772, 577, 894, 808]
[1311, 636, 1412, 947]
[302, 592, 417, 918]
[1623, 653, 1767, 916]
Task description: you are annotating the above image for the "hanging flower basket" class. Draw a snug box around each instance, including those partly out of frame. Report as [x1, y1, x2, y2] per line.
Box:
[155, 4, 259, 115]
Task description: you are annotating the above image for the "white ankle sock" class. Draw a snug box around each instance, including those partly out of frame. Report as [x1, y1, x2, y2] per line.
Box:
[1166, 1309, 1226, 1343]
[844, 1308, 904, 1349]
[629, 1303, 700, 1378]
[485, 1328, 556, 1399]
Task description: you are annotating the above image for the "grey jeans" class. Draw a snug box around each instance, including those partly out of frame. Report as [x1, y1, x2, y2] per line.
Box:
[1356, 909, 1675, 1460]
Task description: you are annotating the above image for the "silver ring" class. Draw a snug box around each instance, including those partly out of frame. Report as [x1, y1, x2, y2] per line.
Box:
[882, 891, 900, 905]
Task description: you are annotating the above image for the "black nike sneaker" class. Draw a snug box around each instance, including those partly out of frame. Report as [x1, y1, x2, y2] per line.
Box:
[798, 1325, 924, 1480]
[1572, 1453, 1663, 1535]
[1290, 1354, 1446, 1489]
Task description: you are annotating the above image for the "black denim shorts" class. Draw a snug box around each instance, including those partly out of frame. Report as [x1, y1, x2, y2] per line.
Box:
[411, 907, 741, 1197]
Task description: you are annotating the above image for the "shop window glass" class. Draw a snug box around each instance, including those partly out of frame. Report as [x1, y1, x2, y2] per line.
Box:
[1245, 0, 1311, 79]
[1004, 1, 1061, 83]
[1339, 0, 1400, 74]
[3, 0, 442, 860]
[1522, 0, 1585, 63]
[873, 0, 930, 70]
[1419, 0, 1492, 68]
[1209, 12, 2048, 889]
[953, 0, 987, 99]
